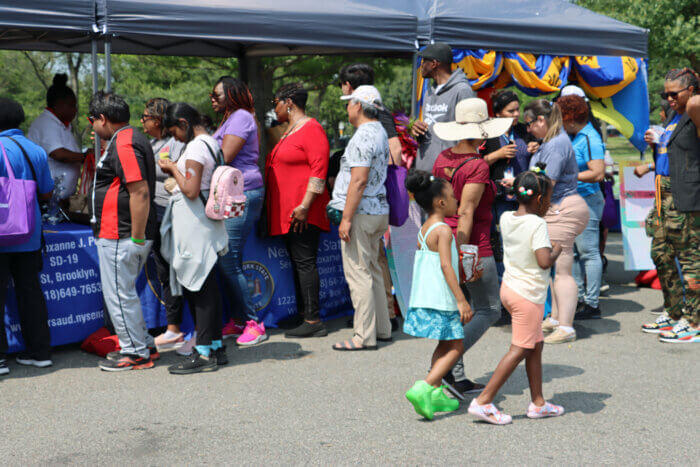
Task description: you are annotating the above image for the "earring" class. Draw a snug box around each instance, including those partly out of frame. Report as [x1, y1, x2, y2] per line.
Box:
[287, 107, 291, 114]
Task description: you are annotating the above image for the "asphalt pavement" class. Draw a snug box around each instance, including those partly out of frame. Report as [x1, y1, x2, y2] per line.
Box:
[1, 233, 698, 465]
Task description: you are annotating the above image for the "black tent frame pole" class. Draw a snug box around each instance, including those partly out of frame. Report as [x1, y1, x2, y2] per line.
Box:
[91, 37, 100, 153]
[105, 36, 112, 92]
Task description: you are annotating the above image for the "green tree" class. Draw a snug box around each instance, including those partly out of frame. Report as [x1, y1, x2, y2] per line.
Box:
[577, 0, 699, 121]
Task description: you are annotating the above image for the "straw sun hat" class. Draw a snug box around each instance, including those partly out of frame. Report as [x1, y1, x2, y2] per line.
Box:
[433, 98, 512, 141]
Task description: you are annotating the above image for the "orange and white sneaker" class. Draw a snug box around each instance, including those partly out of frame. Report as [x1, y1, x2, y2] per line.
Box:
[98, 354, 154, 372]
[527, 401, 565, 419]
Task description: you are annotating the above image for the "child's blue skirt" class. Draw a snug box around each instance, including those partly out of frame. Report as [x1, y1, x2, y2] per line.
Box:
[403, 307, 464, 341]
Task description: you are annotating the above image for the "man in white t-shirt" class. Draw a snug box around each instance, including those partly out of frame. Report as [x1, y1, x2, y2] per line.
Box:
[28, 74, 92, 199]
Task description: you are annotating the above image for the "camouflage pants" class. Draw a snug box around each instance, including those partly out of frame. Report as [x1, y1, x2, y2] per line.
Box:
[645, 176, 700, 324]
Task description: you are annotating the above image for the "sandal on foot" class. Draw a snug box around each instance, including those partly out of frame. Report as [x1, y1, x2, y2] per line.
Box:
[468, 399, 512, 425]
[527, 401, 565, 419]
[332, 340, 377, 351]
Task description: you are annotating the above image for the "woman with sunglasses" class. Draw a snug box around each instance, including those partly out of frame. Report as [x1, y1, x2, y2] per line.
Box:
[210, 76, 268, 346]
[524, 99, 588, 345]
[638, 68, 700, 344]
[266, 83, 331, 338]
[139, 98, 187, 351]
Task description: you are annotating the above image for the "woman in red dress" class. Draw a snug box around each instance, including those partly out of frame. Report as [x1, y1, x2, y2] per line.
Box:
[266, 83, 331, 338]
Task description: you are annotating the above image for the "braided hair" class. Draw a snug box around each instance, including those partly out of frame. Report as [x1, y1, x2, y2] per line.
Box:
[513, 163, 552, 203]
[665, 67, 699, 93]
[275, 83, 308, 111]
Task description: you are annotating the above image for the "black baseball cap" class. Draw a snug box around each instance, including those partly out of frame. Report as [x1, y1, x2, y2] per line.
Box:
[418, 43, 453, 64]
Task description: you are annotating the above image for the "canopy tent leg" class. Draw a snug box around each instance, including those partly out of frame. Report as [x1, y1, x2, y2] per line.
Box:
[91, 38, 100, 152]
[410, 51, 418, 118]
[105, 36, 112, 92]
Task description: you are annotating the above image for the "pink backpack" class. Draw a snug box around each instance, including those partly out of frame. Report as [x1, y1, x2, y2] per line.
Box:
[205, 166, 247, 220]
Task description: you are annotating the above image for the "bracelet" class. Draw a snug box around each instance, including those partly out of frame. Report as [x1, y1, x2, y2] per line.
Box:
[131, 236, 145, 244]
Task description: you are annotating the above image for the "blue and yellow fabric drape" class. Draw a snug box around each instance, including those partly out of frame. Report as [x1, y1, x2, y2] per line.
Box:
[415, 48, 648, 151]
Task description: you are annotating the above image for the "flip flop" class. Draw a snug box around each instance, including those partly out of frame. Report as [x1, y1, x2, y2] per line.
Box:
[332, 340, 378, 351]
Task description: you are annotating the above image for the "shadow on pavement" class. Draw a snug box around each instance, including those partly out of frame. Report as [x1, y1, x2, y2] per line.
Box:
[574, 318, 621, 340]
[550, 391, 611, 414]
[0, 342, 95, 381]
[600, 295, 645, 317]
[470, 364, 585, 406]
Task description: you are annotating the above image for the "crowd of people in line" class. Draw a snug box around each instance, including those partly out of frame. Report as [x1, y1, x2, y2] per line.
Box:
[0, 42, 698, 423]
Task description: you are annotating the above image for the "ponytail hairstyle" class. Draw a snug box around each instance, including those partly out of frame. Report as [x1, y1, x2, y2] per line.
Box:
[405, 169, 449, 214]
[665, 67, 699, 94]
[513, 162, 552, 204]
[523, 99, 563, 143]
[145, 97, 170, 138]
[47, 73, 76, 108]
[214, 75, 255, 122]
[163, 102, 203, 143]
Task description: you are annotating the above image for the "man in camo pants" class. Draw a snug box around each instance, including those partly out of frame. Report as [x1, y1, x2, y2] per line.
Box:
[643, 176, 699, 333]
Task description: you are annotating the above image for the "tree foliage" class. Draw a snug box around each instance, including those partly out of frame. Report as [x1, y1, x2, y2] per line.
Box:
[577, 0, 699, 119]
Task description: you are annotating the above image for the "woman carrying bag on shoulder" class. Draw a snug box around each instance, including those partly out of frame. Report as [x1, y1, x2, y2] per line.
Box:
[158, 103, 228, 374]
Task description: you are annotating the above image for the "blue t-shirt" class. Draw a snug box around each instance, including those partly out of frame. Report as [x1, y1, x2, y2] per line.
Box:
[655, 115, 681, 177]
[572, 122, 605, 198]
[529, 130, 579, 204]
[0, 129, 54, 252]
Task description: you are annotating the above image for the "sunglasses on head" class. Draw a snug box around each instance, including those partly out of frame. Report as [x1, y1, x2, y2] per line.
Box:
[86, 115, 96, 125]
[659, 87, 690, 100]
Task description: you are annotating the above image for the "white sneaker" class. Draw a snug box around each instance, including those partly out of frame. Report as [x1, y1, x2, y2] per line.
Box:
[16, 355, 53, 368]
[176, 332, 196, 356]
[0, 359, 9, 375]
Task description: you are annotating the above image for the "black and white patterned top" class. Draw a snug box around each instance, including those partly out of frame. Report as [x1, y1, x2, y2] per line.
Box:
[329, 121, 389, 215]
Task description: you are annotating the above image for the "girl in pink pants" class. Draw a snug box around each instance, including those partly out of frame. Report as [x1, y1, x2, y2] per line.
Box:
[468, 165, 566, 425]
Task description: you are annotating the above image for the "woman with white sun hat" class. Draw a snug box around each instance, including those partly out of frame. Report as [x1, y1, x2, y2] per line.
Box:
[430, 97, 513, 398]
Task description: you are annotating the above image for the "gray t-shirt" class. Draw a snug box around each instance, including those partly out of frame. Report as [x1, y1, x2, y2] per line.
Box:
[329, 121, 389, 216]
[151, 136, 185, 209]
[529, 129, 579, 204]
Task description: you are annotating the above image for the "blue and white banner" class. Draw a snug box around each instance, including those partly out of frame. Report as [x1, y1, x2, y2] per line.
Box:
[4, 223, 352, 353]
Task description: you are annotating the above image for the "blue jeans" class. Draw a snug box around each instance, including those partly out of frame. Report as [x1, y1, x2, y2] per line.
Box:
[217, 187, 264, 323]
[573, 190, 604, 308]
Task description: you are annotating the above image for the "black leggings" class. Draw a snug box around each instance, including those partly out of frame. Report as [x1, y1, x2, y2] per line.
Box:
[0, 250, 51, 360]
[284, 225, 321, 321]
[183, 268, 222, 346]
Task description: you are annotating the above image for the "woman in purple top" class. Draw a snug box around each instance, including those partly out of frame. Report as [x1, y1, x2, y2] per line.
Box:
[210, 76, 268, 346]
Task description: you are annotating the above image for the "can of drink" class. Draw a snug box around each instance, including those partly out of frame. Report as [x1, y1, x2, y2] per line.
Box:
[460, 244, 479, 282]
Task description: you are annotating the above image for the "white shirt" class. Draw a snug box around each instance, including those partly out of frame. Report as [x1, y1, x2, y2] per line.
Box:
[500, 212, 553, 304]
[176, 134, 219, 191]
[27, 109, 82, 199]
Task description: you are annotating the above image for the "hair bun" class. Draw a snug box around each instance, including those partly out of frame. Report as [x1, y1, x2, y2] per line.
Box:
[405, 169, 432, 194]
[52, 73, 68, 87]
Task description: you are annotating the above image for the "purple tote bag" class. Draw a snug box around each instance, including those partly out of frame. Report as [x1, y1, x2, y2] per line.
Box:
[385, 164, 409, 227]
[0, 141, 37, 246]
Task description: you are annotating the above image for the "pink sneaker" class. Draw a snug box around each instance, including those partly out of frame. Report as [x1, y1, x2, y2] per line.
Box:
[527, 401, 565, 419]
[467, 399, 512, 425]
[222, 320, 245, 339]
[236, 320, 269, 346]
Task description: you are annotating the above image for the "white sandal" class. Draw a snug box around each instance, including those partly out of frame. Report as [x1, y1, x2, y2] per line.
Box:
[468, 399, 512, 425]
[527, 401, 565, 419]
